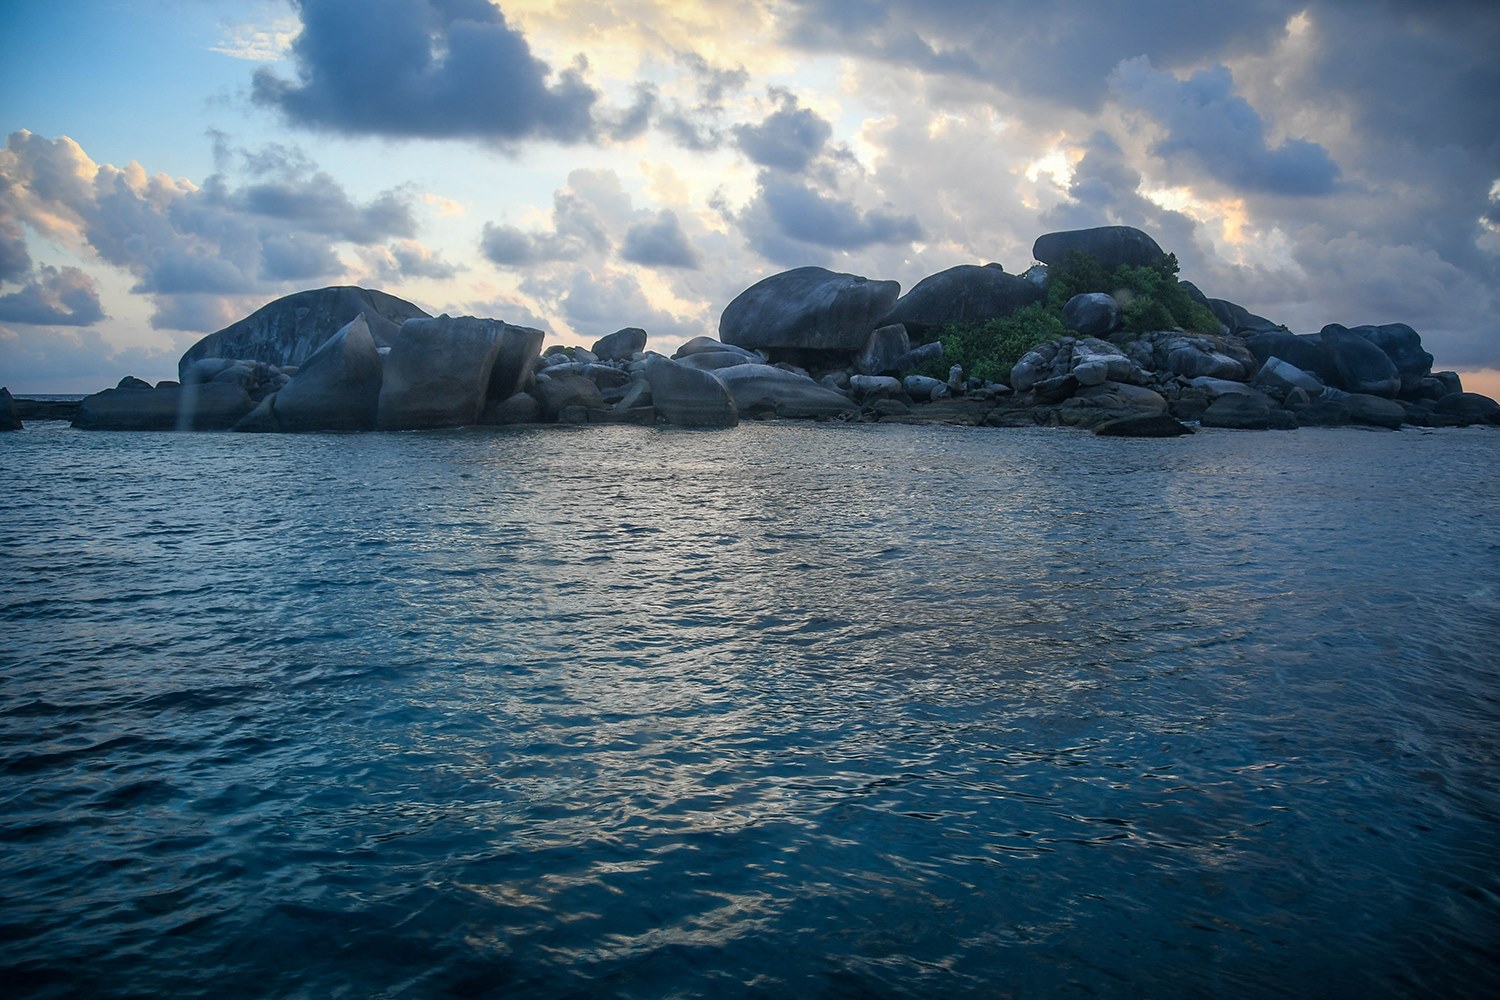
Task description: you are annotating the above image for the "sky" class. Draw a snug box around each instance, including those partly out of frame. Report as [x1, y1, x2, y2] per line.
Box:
[1, 0, 1497, 394]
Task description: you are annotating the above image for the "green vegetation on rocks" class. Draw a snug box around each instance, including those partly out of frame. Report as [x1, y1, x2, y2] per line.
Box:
[920, 250, 1222, 383]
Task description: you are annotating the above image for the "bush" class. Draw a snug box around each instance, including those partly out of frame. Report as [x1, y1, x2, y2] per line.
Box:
[913, 304, 1067, 383]
[1044, 250, 1219, 335]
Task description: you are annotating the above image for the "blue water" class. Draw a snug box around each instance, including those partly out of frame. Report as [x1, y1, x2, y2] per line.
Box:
[2, 421, 1499, 998]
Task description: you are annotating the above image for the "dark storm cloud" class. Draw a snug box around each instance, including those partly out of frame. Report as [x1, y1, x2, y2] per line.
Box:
[733, 92, 833, 173]
[621, 210, 700, 269]
[0, 265, 106, 326]
[1109, 59, 1340, 196]
[253, 0, 599, 143]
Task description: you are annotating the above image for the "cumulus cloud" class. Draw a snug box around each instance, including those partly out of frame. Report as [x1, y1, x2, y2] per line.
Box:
[0, 265, 106, 326]
[552, 268, 696, 337]
[742, 172, 922, 263]
[358, 239, 462, 285]
[1109, 58, 1341, 196]
[0, 217, 30, 283]
[621, 210, 700, 269]
[253, 0, 599, 143]
[260, 234, 343, 282]
[733, 91, 833, 173]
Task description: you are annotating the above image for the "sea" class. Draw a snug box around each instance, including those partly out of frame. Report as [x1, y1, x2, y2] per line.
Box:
[2, 418, 1498, 998]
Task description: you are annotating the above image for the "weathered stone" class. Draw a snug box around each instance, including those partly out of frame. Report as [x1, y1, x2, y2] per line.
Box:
[1, 387, 21, 431]
[234, 313, 384, 432]
[178, 286, 428, 378]
[1188, 376, 1260, 399]
[1033, 373, 1079, 404]
[1245, 331, 1328, 377]
[902, 375, 947, 402]
[118, 375, 152, 391]
[74, 382, 255, 431]
[854, 324, 911, 375]
[1253, 357, 1324, 400]
[1348, 323, 1433, 396]
[591, 327, 648, 362]
[1344, 393, 1407, 429]
[533, 374, 606, 421]
[480, 391, 543, 425]
[673, 336, 760, 361]
[715, 364, 858, 419]
[486, 324, 546, 402]
[678, 351, 765, 372]
[849, 375, 903, 400]
[376, 315, 510, 430]
[1206, 297, 1281, 336]
[1072, 360, 1109, 386]
[1201, 393, 1274, 430]
[1062, 292, 1120, 336]
[720, 267, 900, 353]
[892, 341, 943, 372]
[1320, 324, 1401, 397]
[1433, 392, 1500, 425]
[641, 355, 738, 427]
[1093, 413, 1195, 437]
[1032, 226, 1165, 270]
[880, 264, 1042, 338]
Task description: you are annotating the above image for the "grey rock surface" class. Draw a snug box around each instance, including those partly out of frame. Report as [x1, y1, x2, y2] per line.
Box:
[721, 267, 901, 353]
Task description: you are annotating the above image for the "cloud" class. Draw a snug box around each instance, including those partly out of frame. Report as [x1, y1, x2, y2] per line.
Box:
[253, 0, 599, 143]
[479, 169, 629, 268]
[733, 91, 833, 172]
[0, 265, 106, 326]
[358, 239, 461, 284]
[552, 268, 696, 337]
[1, 130, 428, 314]
[744, 172, 922, 261]
[1109, 58, 1341, 196]
[621, 210, 700, 269]
[259, 234, 343, 282]
[0, 323, 184, 392]
[0, 217, 34, 283]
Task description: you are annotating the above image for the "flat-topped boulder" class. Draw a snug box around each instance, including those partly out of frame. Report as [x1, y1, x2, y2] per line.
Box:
[1032, 226, 1165, 271]
[720, 267, 900, 354]
[74, 380, 255, 431]
[880, 264, 1042, 339]
[377, 315, 511, 430]
[178, 286, 429, 378]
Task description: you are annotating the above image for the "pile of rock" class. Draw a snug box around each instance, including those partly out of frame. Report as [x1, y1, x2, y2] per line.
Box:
[51, 226, 1500, 435]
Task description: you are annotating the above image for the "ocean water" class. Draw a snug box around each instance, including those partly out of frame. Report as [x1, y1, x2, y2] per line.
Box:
[2, 420, 1498, 998]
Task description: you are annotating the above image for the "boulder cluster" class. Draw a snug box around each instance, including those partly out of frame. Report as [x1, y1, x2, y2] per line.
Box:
[7, 225, 1495, 435]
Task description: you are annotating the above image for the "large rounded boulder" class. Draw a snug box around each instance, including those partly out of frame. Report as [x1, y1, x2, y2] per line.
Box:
[1349, 323, 1433, 396]
[720, 267, 900, 354]
[879, 264, 1042, 340]
[178, 286, 429, 378]
[376, 315, 512, 430]
[641, 355, 738, 427]
[235, 314, 385, 432]
[591, 327, 648, 362]
[1320, 324, 1401, 398]
[713, 364, 858, 419]
[1032, 226, 1165, 271]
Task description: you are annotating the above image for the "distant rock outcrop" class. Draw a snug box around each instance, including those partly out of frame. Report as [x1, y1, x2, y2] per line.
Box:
[178, 286, 429, 379]
[1, 387, 21, 431]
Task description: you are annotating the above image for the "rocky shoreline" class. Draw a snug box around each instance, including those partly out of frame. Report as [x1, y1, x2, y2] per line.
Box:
[4, 226, 1497, 436]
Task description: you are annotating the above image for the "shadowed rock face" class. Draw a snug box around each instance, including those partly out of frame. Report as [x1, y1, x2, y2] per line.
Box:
[1, 387, 20, 431]
[178, 286, 429, 379]
[720, 267, 900, 353]
[1320, 324, 1401, 398]
[1032, 226, 1165, 271]
[880, 264, 1042, 340]
[234, 314, 384, 432]
[642, 355, 738, 427]
[376, 316, 511, 430]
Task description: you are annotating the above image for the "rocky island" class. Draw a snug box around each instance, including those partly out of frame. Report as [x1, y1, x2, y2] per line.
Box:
[6, 226, 1497, 436]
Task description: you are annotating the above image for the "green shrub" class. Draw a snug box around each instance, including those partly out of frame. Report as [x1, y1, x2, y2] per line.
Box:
[914, 303, 1067, 383]
[1044, 250, 1219, 335]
